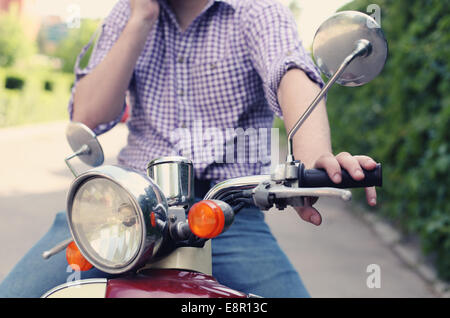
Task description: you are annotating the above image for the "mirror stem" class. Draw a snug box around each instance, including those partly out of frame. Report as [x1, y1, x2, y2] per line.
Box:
[65, 144, 90, 178]
[42, 237, 73, 260]
[286, 39, 372, 163]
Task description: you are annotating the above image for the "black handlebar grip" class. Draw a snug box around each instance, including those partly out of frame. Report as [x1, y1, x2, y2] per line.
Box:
[299, 163, 382, 189]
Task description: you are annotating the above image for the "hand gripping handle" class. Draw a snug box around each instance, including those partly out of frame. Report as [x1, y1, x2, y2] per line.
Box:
[299, 163, 382, 189]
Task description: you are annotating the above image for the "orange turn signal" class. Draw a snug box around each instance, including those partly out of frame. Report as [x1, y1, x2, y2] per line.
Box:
[66, 241, 93, 271]
[188, 200, 225, 239]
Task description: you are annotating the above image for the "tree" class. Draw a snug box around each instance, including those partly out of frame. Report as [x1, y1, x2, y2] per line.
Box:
[0, 8, 35, 67]
[326, 0, 450, 280]
[52, 19, 101, 73]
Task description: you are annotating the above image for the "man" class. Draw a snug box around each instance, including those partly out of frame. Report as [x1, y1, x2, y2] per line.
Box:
[0, 0, 378, 297]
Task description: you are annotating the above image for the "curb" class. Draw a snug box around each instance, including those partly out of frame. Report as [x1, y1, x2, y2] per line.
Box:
[351, 204, 449, 298]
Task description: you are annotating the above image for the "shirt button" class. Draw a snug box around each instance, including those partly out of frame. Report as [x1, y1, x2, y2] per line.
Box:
[177, 56, 184, 63]
[180, 122, 187, 128]
[177, 89, 184, 96]
[210, 62, 217, 70]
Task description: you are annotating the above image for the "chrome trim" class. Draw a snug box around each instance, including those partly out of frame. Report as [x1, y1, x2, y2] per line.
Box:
[147, 156, 193, 166]
[41, 278, 108, 298]
[203, 175, 270, 200]
[66, 165, 168, 274]
[147, 156, 194, 207]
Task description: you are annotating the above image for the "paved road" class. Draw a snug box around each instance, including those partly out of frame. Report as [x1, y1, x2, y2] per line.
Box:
[0, 121, 437, 297]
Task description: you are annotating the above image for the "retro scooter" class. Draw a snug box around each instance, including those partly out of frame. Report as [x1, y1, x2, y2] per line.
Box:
[41, 11, 388, 298]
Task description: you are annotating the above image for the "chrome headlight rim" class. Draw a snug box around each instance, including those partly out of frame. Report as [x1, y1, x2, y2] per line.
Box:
[66, 165, 168, 274]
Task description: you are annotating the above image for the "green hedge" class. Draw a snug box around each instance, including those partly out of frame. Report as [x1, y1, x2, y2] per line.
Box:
[0, 68, 73, 127]
[325, 0, 449, 280]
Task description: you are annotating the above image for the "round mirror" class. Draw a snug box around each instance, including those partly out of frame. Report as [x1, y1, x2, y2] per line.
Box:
[66, 122, 104, 167]
[312, 11, 388, 86]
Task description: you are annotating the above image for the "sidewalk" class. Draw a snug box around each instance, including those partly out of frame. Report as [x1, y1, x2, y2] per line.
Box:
[0, 121, 444, 297]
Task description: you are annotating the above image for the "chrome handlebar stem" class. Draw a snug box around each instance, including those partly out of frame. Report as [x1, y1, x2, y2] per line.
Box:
[203, 175, 271, 200]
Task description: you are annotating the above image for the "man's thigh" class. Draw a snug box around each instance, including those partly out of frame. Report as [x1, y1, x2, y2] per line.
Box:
[211, 207, 310, 298]
[0, 212, 111, 298]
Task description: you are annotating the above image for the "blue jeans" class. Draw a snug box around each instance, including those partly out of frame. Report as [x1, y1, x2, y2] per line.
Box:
[0, 206, 309, 298]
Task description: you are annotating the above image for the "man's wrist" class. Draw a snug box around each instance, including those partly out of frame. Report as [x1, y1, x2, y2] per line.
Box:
[126, 16, 156, 38]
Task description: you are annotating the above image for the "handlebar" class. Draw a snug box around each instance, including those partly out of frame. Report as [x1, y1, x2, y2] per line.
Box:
[299, 163, 382, 189]
[203, 163, 382, 212]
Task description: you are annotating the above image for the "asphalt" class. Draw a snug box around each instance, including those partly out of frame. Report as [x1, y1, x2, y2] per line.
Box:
[0, 121, 439, 297]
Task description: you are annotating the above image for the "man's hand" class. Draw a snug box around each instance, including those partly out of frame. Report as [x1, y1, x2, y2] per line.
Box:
[73, 0, 159, 129]
[295, 152, 378, 226]
[129, 0, 160, 27]
[277, 69, 378, 226]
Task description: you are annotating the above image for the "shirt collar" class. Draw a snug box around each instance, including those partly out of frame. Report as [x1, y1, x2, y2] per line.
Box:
[214, 0, 237, 10]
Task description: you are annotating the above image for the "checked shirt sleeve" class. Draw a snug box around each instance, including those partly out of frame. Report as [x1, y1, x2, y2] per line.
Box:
[67, 0, 130, 135]
[244, 3, 324, 118]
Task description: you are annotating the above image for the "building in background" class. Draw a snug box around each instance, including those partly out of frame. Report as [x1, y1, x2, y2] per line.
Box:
[38, 15, 67, 54]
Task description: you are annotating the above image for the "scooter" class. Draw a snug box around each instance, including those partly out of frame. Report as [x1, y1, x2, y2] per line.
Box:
[41, 11, 387, 298]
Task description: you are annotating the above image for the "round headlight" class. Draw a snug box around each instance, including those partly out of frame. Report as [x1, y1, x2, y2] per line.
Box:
[67, 166, 168, 274]
[71, 178, 142, 268]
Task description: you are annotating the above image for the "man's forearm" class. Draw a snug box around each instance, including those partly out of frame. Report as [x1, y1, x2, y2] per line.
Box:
[72, 19, 153, 129]
[277, 68, 332, 168]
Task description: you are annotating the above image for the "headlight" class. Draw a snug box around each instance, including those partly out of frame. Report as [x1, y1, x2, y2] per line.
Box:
[67, 165, 168, 274]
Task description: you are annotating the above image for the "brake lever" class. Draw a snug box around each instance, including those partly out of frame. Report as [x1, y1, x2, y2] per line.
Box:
[268, 185, 352, 201]
[252, 182, 352, 211]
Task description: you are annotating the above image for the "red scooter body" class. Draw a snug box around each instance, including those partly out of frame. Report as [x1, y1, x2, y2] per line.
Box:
[105, 269, 247, 298]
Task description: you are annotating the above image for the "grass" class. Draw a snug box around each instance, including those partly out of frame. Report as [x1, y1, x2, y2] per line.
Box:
[0, 67, 73, 128]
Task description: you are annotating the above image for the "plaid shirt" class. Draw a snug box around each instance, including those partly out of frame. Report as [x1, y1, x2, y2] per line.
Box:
[69, 0, 323, 181]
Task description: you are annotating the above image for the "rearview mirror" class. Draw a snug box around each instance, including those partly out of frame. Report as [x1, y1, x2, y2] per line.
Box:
[65, 122, 104, 177]
[312, 10, 388, 86]
[286, 11, 388, 163]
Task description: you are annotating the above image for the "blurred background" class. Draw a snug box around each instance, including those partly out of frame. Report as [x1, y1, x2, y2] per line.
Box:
[0, 0, 448, 297]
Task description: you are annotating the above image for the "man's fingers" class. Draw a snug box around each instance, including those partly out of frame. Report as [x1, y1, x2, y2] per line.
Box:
[354, 155, 378, 171]
[336, 152, 366, 181]
[314, 153, 342, 183]
[365, 186, 377, 206]
[295, 205, 322, 226]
